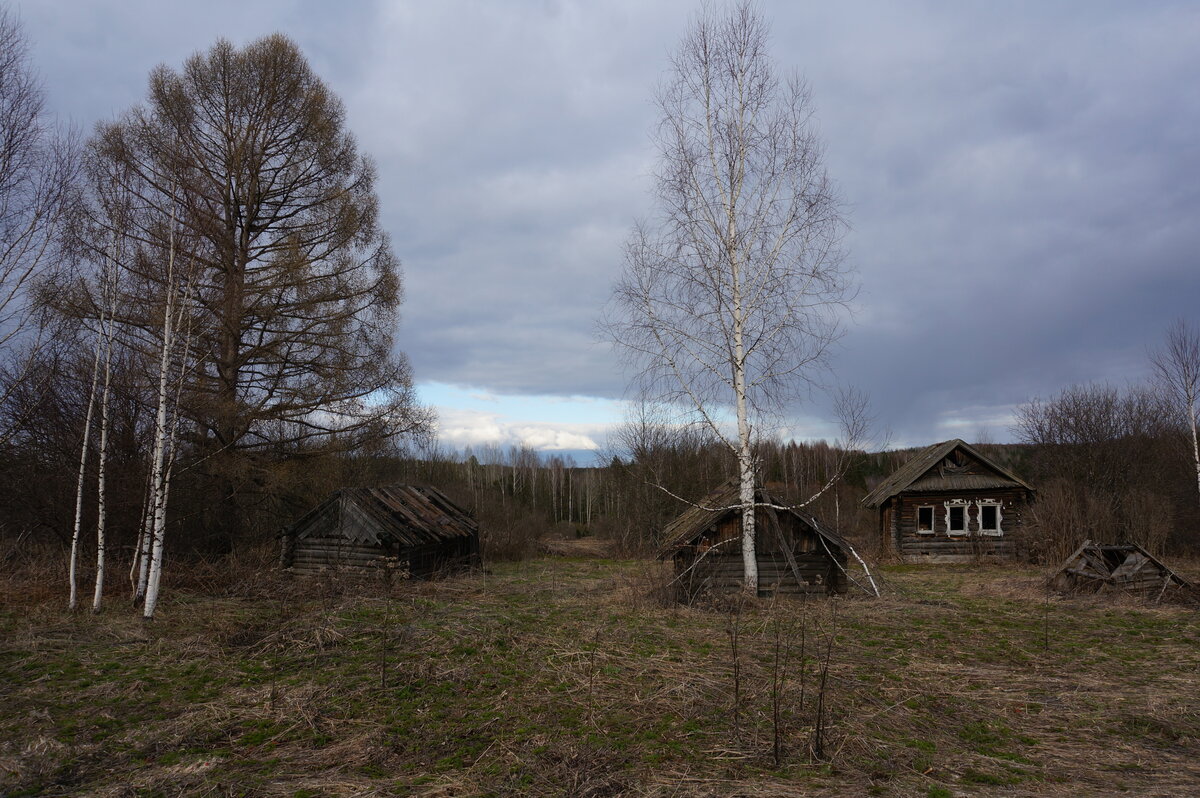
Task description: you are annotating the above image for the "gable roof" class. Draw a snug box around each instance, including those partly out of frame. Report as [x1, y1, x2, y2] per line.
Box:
[861, 439, 1034, 509]
[657, 479, 847, 558]
[287, 484, 477, 547]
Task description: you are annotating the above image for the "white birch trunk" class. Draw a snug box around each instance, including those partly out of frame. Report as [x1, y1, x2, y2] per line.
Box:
[142, 328, 173, 619]
[91, 302, 115, 613]
[737, 444, 757, 594]
[131, 489, 152, 605]
[732, 258, 757, 593]
[68, 285, 107, 611]
[142, 218, 179, 622]
[1190, 401, 1200, 505]
[90, 252, 119, 614]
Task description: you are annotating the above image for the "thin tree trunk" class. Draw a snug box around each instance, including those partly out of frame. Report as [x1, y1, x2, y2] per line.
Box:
[68, 286, 107, 611]
[132, 489, 152, 605]
[143, 216, 179, 622]
[91, 289, 116, 613]
[1190, 401, 1200, 504]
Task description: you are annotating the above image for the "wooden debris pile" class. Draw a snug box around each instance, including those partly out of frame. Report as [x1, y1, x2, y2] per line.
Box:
[1049, 540, 1194, 602]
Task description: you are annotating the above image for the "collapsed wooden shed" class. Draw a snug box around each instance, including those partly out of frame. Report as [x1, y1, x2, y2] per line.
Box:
[1049, 540, 1194, 600]
[657, 481, 848, 600]
[280, 485, 480, 577]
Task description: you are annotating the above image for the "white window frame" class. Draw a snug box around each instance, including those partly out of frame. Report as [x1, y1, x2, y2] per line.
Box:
[915, 505, 936, 535]
[944, 500, 969, 537]
[976, 499, 1003, 536]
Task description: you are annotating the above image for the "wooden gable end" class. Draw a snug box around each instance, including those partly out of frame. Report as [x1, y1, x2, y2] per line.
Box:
[902, 446, 1028, 498]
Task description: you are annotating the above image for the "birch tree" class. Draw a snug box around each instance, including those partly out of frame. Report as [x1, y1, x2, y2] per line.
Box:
[90, 245, 119, 613]
[67, 297, 103, 612]
[67, 238, 120, 612]
[604, 2, 851, 594]
[1151, 319, 1200, 508]
[141, 207, 196, 621]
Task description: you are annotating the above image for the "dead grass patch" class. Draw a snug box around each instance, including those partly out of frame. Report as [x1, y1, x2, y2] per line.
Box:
[2, 557, 1198, 796]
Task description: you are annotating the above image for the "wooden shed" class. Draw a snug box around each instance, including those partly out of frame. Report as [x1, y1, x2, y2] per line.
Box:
[657, 481, 848, 600]
[862, 439, 1035, 563]
[1050, 540, 1194, 600]
[280, 485, 480, 577]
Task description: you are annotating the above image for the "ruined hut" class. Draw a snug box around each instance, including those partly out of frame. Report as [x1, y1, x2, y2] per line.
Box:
[1050, 540, 1193, 600]
[862, 439, 1035, 563]
[280, 485, 480, 576]
[657, 481, 847, 600]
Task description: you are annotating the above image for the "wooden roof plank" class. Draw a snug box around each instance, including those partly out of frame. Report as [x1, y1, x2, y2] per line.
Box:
[861, 439, 1033, 509]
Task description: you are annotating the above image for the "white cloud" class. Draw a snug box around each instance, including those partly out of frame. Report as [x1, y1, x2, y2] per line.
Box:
[434, 407, 603, 453]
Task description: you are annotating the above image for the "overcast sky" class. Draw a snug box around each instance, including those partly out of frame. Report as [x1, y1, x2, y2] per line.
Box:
[20, 1, 1200, 459]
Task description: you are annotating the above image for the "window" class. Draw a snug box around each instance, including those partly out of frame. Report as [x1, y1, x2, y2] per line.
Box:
[945, 501, 968, 536]
[977, 500, 1003, 536]
[916, 506, 935, 534]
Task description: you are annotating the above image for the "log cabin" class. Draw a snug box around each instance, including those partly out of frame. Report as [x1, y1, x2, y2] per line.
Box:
[658, 481, 848, 600]
[280, 485, 480, 576]
[862, 439, 1035, 563]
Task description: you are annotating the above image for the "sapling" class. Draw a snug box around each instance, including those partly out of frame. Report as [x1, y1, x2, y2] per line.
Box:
[812, 600, 837, 761]
[726, 594, 745, 742]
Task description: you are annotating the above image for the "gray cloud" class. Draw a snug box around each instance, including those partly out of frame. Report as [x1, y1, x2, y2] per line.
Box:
[20, 0, 1200, 448]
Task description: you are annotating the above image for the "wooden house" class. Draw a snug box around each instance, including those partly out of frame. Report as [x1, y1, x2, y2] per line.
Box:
[280, 485, 480, 576]
[862, 439, 1035, 563]
[1050, 540, 1194, 601]
[657, 481, 848, 600]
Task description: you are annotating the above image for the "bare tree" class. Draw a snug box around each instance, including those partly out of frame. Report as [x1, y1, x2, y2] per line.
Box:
[1014, 382, 1176, 556]
[69, 34, 430, 549]
[1151, 319, 1200, 508]
[67, 295, 104, 612]
[90, 243, 119, 613]
[141, 209, 194, 621]
[603, 2, 851, 593]
[0, 8, 78, 444]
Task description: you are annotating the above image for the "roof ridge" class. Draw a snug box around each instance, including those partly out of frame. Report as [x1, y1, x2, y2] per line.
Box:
[861, 439, 1031, 508]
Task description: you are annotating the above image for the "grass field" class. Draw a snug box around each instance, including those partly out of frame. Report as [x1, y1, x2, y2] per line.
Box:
[2, 551, 1198, 796]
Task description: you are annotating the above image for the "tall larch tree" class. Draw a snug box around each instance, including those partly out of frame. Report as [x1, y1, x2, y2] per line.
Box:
[76, 34, 429, 550]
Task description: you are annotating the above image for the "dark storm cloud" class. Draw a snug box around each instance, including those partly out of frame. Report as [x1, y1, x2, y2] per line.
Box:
[794, 1, 1200, 443]
[19, 0, 1200, 448]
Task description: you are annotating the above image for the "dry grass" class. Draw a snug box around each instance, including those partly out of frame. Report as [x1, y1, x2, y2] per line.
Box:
[2, 552, 1198, 796]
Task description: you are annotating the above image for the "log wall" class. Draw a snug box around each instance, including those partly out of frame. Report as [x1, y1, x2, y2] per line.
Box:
[675, 551, 846, 599]
[288, 536, 396, 575]
[887, 488, 1030, 562]
[288, 535, 479, 577]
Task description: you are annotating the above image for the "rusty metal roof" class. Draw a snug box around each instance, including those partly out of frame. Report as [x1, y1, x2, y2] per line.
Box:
[861, 439, 1033, 508]
[288, 484, 477, 548]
